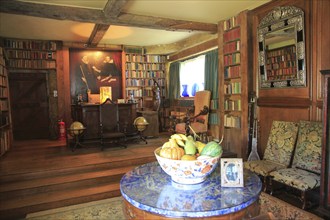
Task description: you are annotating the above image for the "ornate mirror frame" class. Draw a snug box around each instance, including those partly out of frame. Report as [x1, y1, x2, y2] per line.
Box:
[258, 6, 306, 89]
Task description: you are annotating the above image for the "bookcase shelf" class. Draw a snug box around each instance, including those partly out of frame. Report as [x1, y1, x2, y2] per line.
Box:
[219, 11, 251, 159]
[2, 38, 58, 69]
[0, 46, 12, 156]
[123, 51, 166, 110]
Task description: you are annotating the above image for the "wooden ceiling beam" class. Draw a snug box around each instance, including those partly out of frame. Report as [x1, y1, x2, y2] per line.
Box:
[87, 24, 111, 46]
[103, 0, 129, 18]
[0, 0, 217, 33]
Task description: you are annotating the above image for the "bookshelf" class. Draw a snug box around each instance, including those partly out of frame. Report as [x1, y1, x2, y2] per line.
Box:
[123, 51, 166, 110]
[219, 11, 251, 159]
[2, 38, 58, 69]
[0, 46, 12, 156]
[266, 45, 297, 80]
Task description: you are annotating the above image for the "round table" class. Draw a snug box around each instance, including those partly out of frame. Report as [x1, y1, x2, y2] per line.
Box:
[120, 161, 262, 219]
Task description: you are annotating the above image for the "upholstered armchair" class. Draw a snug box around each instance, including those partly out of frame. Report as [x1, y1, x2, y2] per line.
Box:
[269, 121, 323, 209]
[175, 90, 211, 136]
[244, 121, 299, 191]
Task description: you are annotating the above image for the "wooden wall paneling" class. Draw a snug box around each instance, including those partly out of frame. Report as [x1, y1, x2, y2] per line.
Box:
[57, 48, 72, 128]
[258, 106, 310, 157]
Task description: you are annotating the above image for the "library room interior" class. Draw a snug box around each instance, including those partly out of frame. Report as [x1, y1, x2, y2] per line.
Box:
[0, 0, 329, 219]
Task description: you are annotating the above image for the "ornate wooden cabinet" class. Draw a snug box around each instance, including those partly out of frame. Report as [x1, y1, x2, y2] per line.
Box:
[318, 69, 330, 218]
[72, 103, 137, 140]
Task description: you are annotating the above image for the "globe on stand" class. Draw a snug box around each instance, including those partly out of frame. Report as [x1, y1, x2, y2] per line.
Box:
[133, 117, 149, 144]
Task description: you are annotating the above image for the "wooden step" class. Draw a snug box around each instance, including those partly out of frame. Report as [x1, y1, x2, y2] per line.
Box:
[0, 182, 121, 219]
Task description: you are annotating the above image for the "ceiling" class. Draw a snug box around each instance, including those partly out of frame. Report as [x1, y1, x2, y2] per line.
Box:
[0, 0, 270, 52]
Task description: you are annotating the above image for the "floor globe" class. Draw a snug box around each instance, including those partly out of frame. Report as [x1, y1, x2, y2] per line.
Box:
[69, 121, 85, 136]
[134, 117, 149, 132]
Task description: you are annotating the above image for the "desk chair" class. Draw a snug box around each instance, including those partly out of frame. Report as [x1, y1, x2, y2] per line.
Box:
[99, 98, 127, 150]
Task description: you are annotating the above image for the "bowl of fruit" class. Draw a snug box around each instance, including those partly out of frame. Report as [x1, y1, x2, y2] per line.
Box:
[154, 134, 223, 184]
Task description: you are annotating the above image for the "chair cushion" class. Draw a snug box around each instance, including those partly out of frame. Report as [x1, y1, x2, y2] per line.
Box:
[270, 168, 320, 191]
[263, 121, 299, 167]
[292, 121, 323, 174]
[244, 160, 286, 176]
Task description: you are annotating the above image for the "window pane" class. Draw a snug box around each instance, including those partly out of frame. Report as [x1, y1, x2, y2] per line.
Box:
[180, 55, 205, 97]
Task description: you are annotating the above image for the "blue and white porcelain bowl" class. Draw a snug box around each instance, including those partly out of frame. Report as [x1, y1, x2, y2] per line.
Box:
[154, 147, 221, 184]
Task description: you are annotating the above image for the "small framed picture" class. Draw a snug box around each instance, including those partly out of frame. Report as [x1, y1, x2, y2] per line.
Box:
[221, 158, 244, 187]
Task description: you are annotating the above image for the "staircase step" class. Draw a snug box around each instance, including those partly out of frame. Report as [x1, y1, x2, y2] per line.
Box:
[0, 182, 121, 219]
[0, 165, 136, 199]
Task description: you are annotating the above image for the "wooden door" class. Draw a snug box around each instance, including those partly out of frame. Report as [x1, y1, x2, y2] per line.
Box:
[9, 72, 50, 140]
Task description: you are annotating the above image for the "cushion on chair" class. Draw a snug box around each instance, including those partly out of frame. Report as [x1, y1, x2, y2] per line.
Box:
[244, 160, 286, 176]
[291, 121, 323, 174]
[263, 121, 299, 167]
[270, 168, 320, 191]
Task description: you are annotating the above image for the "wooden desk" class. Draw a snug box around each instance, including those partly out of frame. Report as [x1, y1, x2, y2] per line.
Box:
[71, 103, 137, 140]
[120, 162, 262, 219]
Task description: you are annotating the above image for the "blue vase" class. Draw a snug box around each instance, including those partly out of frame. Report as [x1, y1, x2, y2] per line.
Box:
[181, 84, 189, 97]
[191, 83, 199, 96]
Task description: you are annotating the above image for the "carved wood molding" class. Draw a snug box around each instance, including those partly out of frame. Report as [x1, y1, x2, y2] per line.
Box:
[257, 97, 311, 108]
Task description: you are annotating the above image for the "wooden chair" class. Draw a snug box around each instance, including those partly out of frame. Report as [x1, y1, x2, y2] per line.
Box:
[244, 121, 299, 191]
[269, 121, 323, 209]
[175, 90, 211, 136]
[99, 98, 127, 150]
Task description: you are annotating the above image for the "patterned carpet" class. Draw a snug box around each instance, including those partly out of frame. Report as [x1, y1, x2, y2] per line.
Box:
[26, 193, 322, 220]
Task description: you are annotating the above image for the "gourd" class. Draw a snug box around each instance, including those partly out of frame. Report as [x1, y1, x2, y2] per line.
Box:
[159, 146, 184, 160]
[200, 141, 222, 157]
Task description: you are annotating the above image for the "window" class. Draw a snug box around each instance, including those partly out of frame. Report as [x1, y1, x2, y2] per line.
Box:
[179, 55, 205, 97]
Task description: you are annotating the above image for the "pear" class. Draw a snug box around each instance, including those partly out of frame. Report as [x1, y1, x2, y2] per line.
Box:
[184, 139, 197, 155]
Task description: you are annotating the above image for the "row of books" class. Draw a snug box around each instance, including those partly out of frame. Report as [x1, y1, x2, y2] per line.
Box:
[266, 45, 296, 57]
[267, 54, 296, 64]
[266, 68, 297, 80]
[224, 99, 241, 111]
[266, 61, 296, 70]
[125, 62, 165, 71]
[3, 39, 58, 51]
[0, 113, 9, 127]
[126, 78, 165, 87]
[126, 89, 165, 97]
[223, 16, 238, 31]
[7, 60, 56, 69]
[0, 65, 7, 76]
[224, 53, 241, 66]
[0, 75, 7, 87]
[224, 41, 240, 54]
[6, 50, 56, 60]
[125, 70, 165, 78]
[0, 100, 9, 111]
[224, 66, 241, 79]
[223, 27, 240, 42]
[0, 129, 11, 156]
[0, 87, 8, 98]
[125, 54, 166, 63]
[224, 114, 241, 128]
[224, 82, 241, 95]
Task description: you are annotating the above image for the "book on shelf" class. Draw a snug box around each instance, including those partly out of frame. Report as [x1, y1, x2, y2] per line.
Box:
[209, 113, 219, 125]
[223, 16, 237, 31]
[223, 27, 241, 42]
[224, 82, 241, 95]
[3, 39, 57, 51]
[224, 53, 241, 66]
[224, 66, 241, 79]
[224, 114, 241, 128]
[224, 99, 241, 111]
[224, 41, 240, 54]
[6, 50, 56, 60]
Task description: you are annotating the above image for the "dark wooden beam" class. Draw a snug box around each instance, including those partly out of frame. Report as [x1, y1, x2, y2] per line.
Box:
[0, 0, 217, 33]
[87, 24, 111, 46]
[103, 0, 128, 18]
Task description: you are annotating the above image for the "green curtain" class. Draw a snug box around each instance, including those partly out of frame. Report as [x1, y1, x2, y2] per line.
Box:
[204, 49, 219, 125]
[168, 61, 181, 104]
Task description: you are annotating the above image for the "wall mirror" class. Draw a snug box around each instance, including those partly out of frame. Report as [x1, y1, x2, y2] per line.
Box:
[258, 6, 306, 88]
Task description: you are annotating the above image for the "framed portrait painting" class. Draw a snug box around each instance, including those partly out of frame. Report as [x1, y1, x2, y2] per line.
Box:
[69, 49, 122, 103]
[221, 158, 244, 187]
